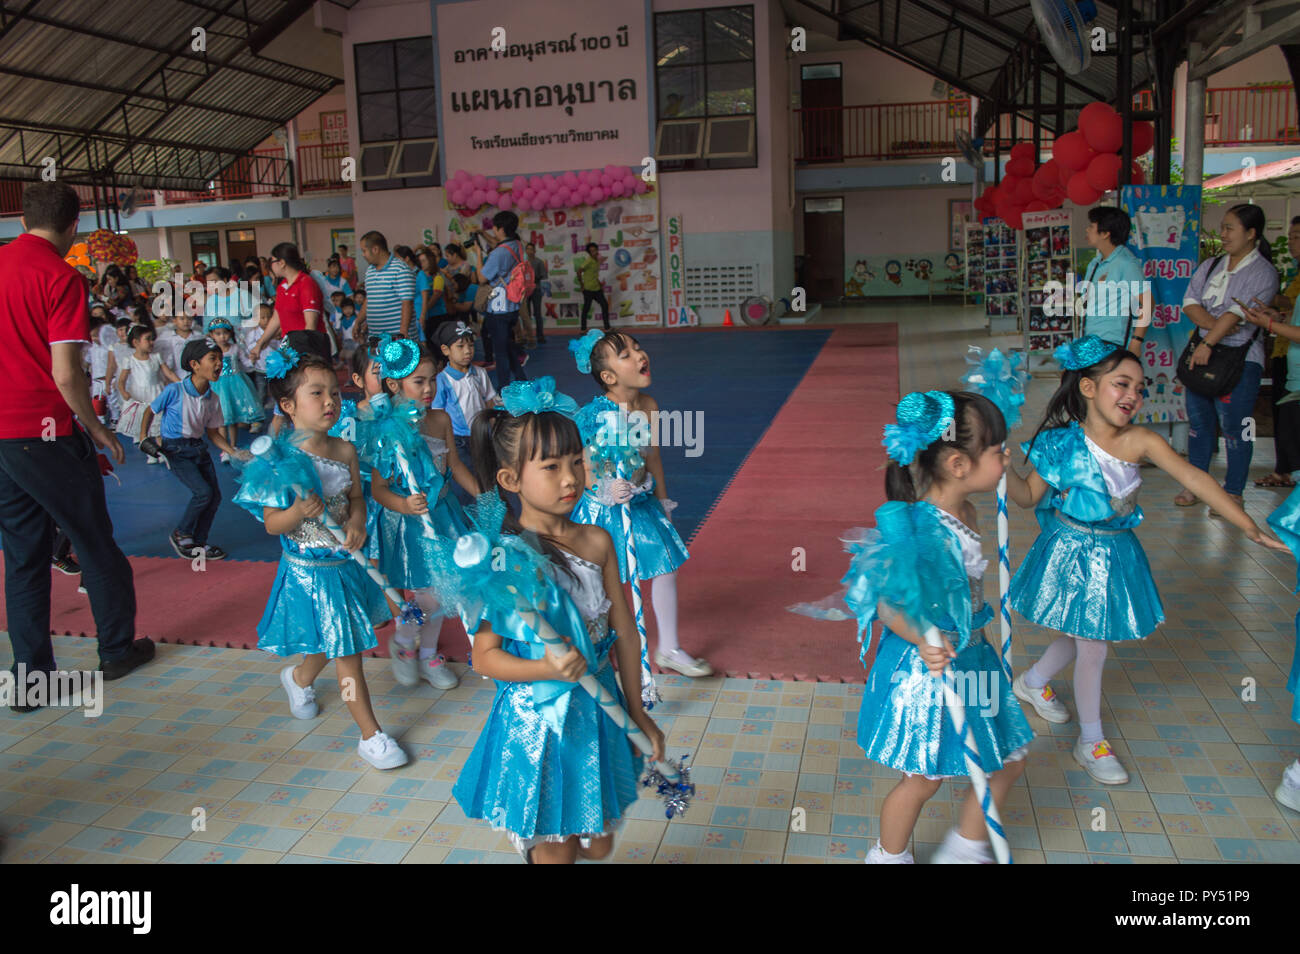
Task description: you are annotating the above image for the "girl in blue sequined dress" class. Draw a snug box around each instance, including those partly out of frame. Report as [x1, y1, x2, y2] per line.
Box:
[206, 318, 264, 461]
[800, 390, 1034, 864]
[451, 379, 666, 863]
[567, 329, 711, 678]
[1265, 489, 1300, 813]
[1006, 336, 1284, 787]
[234, 349, 407, 771]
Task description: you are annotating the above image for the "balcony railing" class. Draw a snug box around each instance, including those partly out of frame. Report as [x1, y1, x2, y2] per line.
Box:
[296, 143, 350, 193]
[1205, 83, 1297, 145]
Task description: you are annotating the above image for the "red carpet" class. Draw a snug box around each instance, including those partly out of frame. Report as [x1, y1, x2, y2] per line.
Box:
[672, 324, 898, 682]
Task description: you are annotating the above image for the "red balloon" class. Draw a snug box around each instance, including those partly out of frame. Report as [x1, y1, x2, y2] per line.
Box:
[1010, 142, 1037, 161]
[1032, 160, 1064, 199]
[1085, 152, 1123, 192]
[1067, 170, 1102, 206]
[982, 185, 1000, 206]
[1014, 177, 1035, 204]
[1053, 130, 1096, 172]
[1131, 121, 1155, 156]
[998, 174, 1022, 198]
[1080, 101, 1123, 153]
[1004, 206, 1026, 230]
[1006, 156, 1036, 178]
[1025, 200, 1050, 212]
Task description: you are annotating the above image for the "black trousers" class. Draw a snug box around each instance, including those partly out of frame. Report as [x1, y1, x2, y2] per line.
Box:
[0, 429, 136, 672]
[1273, 354, 1300, 474]
[285, 329, 331, 362]
[581, 290, 610, 331]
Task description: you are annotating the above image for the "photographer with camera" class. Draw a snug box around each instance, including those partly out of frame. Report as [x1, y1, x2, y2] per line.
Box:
[466, 211, 532, 391]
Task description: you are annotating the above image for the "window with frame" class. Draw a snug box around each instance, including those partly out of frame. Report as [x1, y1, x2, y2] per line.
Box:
[654, 6, 757, 171]
[354, 37, 440, 191]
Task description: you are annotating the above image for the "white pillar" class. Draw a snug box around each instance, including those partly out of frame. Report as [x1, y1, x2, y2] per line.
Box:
[1184, 45, 1205, 186]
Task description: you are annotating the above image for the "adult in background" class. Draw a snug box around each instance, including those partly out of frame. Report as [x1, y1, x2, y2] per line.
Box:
[0, 182, 151, 710]
[1254, 215, 1300, 490]
[356, 231, 416, 340]
[249, 242, 330, 363]
[1175, 204, 1280, 511]
[418, 247, 452, 345]
[1080, 206, 1151, 354]
[336, 243, 359, 287]
[575, 242, 610, 332]
[467, 210, 529, 391]
[522, 241, 547, 345]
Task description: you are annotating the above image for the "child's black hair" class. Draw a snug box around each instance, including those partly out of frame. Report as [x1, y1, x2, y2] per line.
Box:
[588, 331, 640, 393]
[114, 316, 132, 330]
[268, 353, 336, 415]
[885, 391, 1008, 503]
[470, 407, 583, 579]
[127, 324, 155, 347]
[349, 339, 378, 381]
[1027, 349, 1144, 454]
[451, 273, 470, 294]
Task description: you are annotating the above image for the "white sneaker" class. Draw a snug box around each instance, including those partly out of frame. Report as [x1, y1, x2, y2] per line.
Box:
[1013, 672, 1070, 723]
[419, 654, 459, 689]
[1074, 738, 1129, 785]
[279, 665, 318, 720]
[930, 826, 993, 864]
[146, 455, 161, 465]
[865, 840, 914, 864]
[389, 636, 418, 687]
[655, 649, 713, 678]
[358, 731, 408, 770]
[219, 451, 230, 463]
[1276, 761, 1300, 813]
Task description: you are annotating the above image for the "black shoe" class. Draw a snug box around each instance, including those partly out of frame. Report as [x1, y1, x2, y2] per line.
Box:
[194, 544, 227, 560]
[536, 336, 547, 344]
[169, 530, 196, 558]
[52, 556, 81, 575]
[101, 638, 156, 681]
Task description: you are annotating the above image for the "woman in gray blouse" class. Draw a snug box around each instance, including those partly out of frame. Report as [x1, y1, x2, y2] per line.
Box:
[1176, 204, 1279, 509]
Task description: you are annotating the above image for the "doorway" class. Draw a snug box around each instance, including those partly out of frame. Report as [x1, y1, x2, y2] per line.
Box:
[801, 63, 842, 162]
[226, 229, 257, 270]
[190, 231, 219, 269]
[802, 196, 844, 303]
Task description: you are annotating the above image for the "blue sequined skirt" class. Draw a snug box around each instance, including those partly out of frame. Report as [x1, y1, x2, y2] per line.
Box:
[1009, 510, 1164, 642]
[363, 492, 381, 562]
[376, 507, 441, 590]
[1289, 617, 1300, 725]
[859, 629, 1034, 778]
[453, 637, 644, 840]
[570, 490, 688, 582]
[257, 550, 389, 659]
[211, 365, 265, 425]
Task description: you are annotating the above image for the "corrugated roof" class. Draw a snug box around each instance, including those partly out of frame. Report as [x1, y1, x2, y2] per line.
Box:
[0, 0, 339, 190]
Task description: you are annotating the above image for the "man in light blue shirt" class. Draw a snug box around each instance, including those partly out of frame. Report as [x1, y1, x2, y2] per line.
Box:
[1081, 206, 1151, 352]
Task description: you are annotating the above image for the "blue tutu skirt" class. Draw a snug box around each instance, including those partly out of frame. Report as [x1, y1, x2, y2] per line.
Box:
[1009, 510, 1164, 642]
[453, 637, 643, 840]
[363, 492, 381, 562]
[570, 490, 688, 582]
[1289, 617, 1300, 725]
[257, 550, 389, 659]
[212, 365, 265, 425]
[859, 629, 1033, 777]
[376, 507, 439, 590]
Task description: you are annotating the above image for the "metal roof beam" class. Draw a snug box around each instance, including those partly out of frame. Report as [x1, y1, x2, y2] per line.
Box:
[0, 117, 252, 157]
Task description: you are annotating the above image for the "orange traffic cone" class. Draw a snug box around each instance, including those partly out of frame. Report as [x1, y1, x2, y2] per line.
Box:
[722, 308, 734, 327]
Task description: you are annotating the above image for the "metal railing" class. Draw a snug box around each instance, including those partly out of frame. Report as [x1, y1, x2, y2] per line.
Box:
[1204, 84, 1298, 145]
[296, 143, 349, 193]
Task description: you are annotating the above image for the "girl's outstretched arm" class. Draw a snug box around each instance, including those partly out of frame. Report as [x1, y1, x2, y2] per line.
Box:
[1138, 428, 1288, 549]
[1003, 448, 1049, 509]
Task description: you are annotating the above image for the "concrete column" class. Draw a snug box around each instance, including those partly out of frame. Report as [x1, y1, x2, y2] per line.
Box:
[1184, 45, 1205, 186]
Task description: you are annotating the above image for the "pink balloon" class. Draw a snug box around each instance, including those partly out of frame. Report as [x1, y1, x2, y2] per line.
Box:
[563, 172, 579, 188]
[471, 174, 487, 189]
[599, 174, 614, 188]
[542, 173, 556, 186]
[585, 170, 600, 185]
[512, 176, 528, 191]
[611, 181, 627, 197]
[484, 190, 500, 206]
[499, 193, 513, 210]
[590, 188, 606, 203]
[604, 164, 619, 176]
[453, 169, 468, 182]
[486, 177, 499, 191]
[515, 196, 531, 212]
[633, 179, 649, 195]
[522, 188, 536, 201]
[469, 189, 485, 206]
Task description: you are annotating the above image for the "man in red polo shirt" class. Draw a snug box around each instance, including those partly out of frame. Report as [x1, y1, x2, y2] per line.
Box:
[0, 183, 152, 711]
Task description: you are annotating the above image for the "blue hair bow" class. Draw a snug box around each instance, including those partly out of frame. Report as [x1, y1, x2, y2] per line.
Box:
[1054, 334, 1118, 372]
[375, 335, 422, 380]
[265, 344, 300, 380]
[961, 346, 1029, 430]
[569, 328, 606, 374]
[500, 376, 579, 419]
[882, 390, 955, 465]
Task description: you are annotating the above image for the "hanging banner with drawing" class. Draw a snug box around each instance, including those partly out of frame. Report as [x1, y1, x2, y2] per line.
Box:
[1120, 184, 1201, 424]
[444, 192, 662, 327]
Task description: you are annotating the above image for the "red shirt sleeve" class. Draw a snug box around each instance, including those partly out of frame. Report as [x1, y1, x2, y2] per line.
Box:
[300, 275, 323, 313]
[48, 271, 90, 343]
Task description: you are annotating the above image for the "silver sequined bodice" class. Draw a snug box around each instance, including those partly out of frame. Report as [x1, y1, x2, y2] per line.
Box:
[286, 453, 352, 550]
[1084, 434, 1142, 519]
[556, 551, 612, 647]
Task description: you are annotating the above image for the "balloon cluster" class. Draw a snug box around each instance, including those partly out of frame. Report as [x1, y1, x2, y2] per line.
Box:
[972, 102, 1155, 230]
[445, 165, 653, 214]
[86, 228, 139, 265]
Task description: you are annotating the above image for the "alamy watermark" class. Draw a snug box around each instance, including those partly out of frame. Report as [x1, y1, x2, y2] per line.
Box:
[0, 665, 103, 717]
[890, 666, 1000, 718]
[591, 401, 704, 457]
[1042, 275, 1153, 320]
[150, 276, 261, 319]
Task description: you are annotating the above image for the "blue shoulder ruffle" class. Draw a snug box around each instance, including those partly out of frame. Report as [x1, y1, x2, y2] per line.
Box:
[577, 395, 647, 475]
[1023, 422, 1123, 525]
[1268, 485, 1300, 593]
[232, 432, 322, 521]
[359, 397, 443, 495]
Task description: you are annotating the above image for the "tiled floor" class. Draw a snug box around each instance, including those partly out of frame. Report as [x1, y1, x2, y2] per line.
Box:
[1, 303, 1297, 863]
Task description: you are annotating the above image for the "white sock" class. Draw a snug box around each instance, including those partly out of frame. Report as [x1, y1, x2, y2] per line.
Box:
[648, 571, 681, 656]
[870, 840, 912, 861]
[393, 627, 416, 649]
[412, 589, 441, 655]
[1284, 759, 1300, 789]
[947, 827, 992, 860]
[1080, 721, 1105, 745]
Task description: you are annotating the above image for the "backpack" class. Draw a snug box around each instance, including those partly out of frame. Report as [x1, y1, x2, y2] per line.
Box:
[499, 241, 536, 305]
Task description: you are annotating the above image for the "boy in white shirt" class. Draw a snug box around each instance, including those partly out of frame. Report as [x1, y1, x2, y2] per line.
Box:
[431, 321, 498, 504]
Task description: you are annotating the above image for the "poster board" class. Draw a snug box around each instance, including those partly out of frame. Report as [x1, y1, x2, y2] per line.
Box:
[1119, 184, 1201, 424]
[842, 252, 964, 298]
[982, 217, 1019, 326]
[964, 222, 984, 303]
[444, 193, 662, 327]
[1022, 209, 1074, 363]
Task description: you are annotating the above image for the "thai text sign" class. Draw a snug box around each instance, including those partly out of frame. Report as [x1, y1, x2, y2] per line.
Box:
[435, 0, 650, 176]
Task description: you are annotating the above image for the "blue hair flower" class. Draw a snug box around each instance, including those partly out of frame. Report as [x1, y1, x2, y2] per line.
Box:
[960, 346, 1029, 430]
[265, 344, 300, 380]
[569, 328, 606, 374]
[376, 335, 421, 380]
[1054, 334, 1118, 372]
[882, 390, 955, 465]
[500, 376, 579, 419]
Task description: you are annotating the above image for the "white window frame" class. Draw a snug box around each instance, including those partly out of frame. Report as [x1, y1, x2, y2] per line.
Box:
[704, 116, 755, 159]
[358, 141, 400, 181]
[655, 119, 705, 160]
[391, 138, 439, 178]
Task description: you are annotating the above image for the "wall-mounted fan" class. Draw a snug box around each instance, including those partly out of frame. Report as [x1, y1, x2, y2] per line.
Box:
[955, 129, 985, 189]
[1029, 0, 1097, 75]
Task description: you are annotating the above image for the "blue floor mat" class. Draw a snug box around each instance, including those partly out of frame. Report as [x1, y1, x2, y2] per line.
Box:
[89, 329, 832, 562]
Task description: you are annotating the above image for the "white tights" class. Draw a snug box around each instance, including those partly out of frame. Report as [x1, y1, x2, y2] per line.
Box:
[646, 571, 680, 656]
[394, 588, 442, 658]
[1025, 635, 1109, 744]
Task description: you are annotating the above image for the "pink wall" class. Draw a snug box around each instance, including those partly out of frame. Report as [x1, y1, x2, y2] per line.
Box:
[792, 41, 952, 108]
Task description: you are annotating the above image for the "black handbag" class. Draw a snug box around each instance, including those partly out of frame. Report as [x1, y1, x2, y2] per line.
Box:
[1174, 256, 1263, 397]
